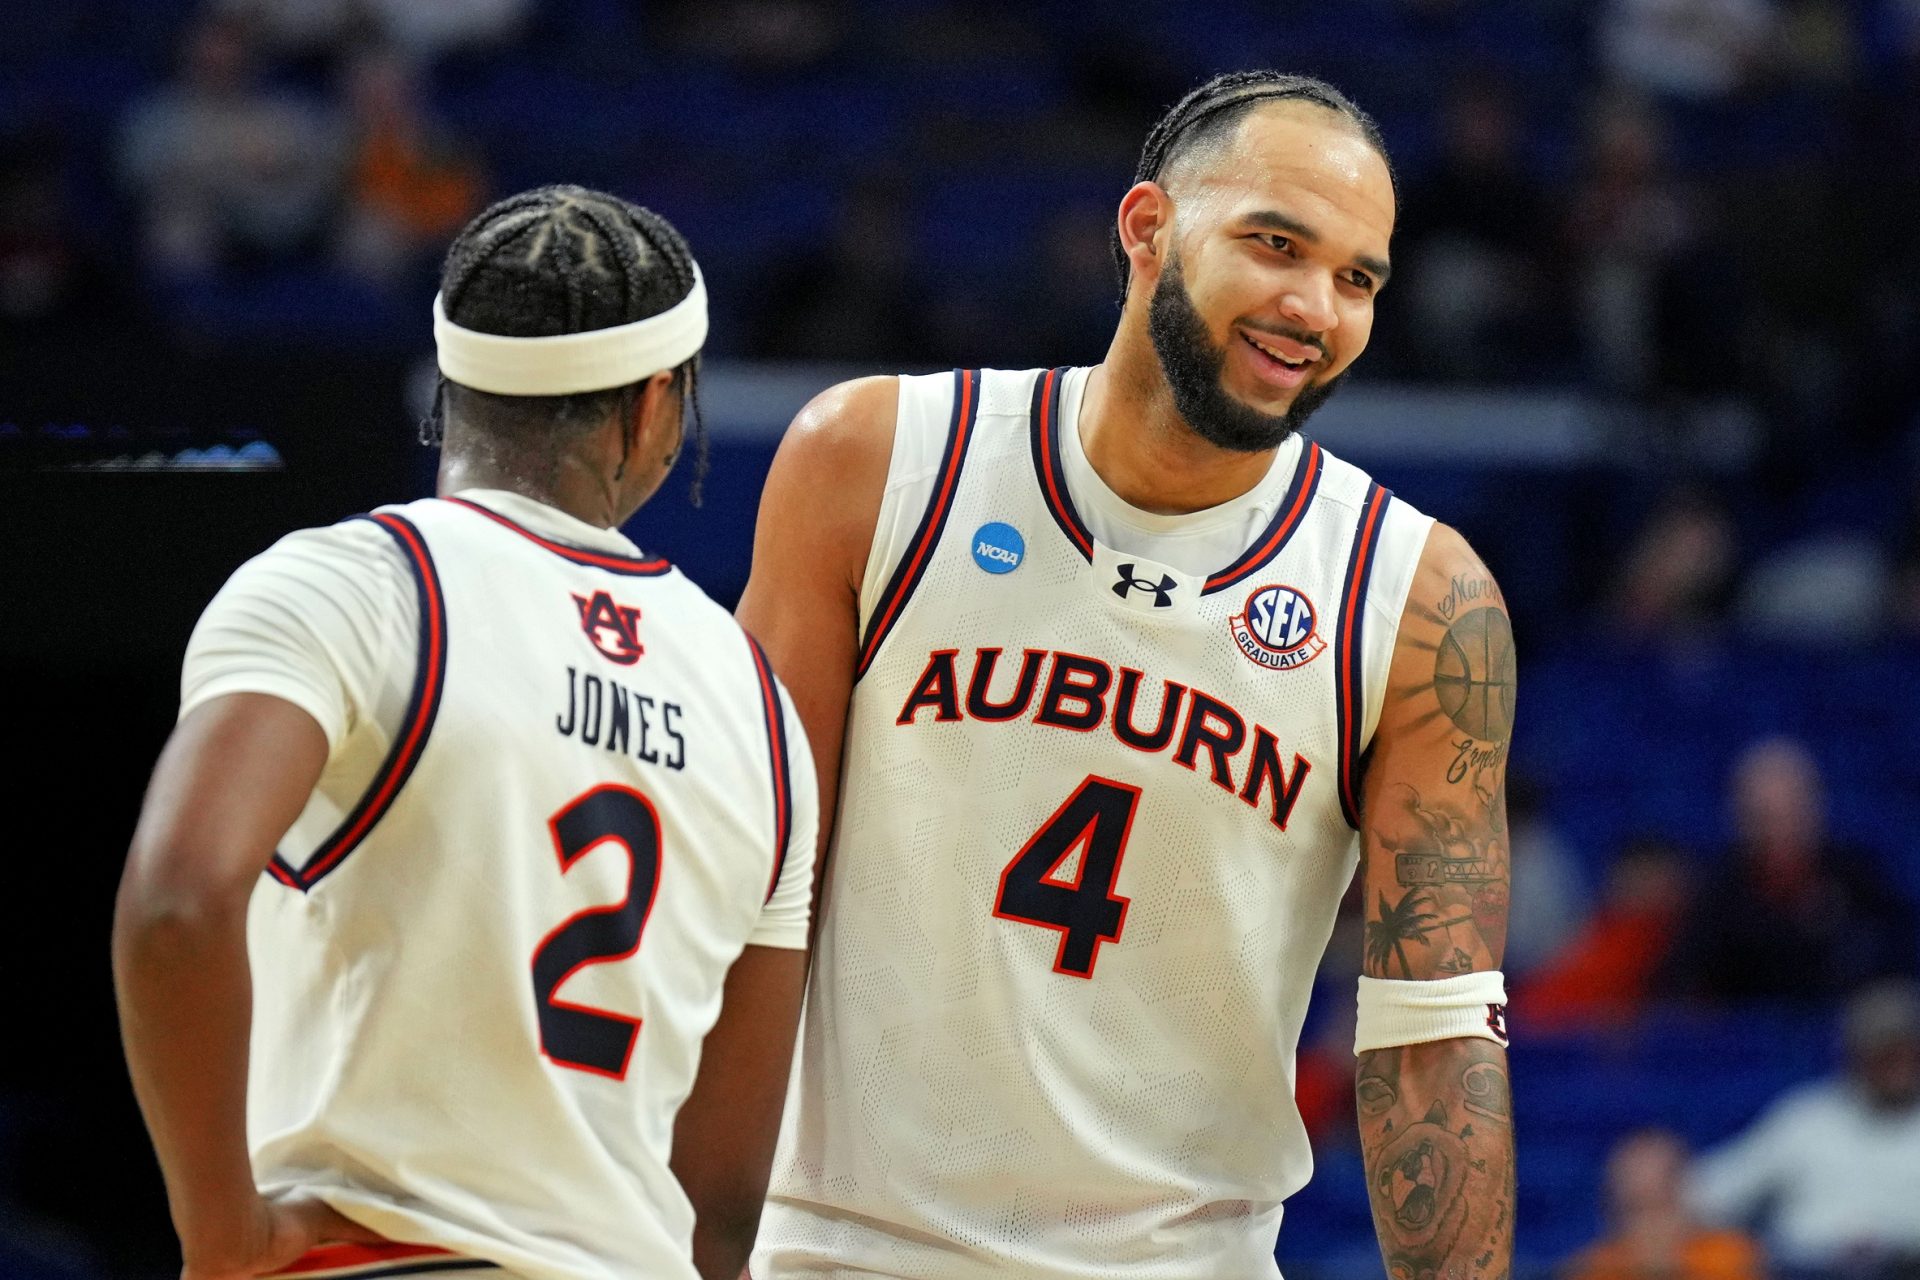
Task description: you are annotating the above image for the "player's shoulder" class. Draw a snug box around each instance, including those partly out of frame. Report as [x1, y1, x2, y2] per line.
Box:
[232, 511, 416, 596]
[653, 562, 751, 634]
[758, 376, 904, 557]
[775, 367, 1046, 462]
[1295, 438, 1407, 517]
[1417, 521, 1483, 574]
[1296, 443, 1452, 636]
[780, 374, 901, 467]
[195, 513, 419, 691]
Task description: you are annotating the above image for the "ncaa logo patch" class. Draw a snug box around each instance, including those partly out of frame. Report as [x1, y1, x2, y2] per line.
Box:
[1229, 583, 1327, 671]
[971, 522, 1024, 575]
[573, 590, 644, 665]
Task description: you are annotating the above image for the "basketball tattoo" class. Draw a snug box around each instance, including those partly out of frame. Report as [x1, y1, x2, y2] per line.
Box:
[1433, 607, 1515, 743]
[1357, 537, 1515, 1280]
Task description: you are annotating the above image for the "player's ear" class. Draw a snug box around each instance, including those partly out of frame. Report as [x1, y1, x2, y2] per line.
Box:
[629, 368, 679, 454]
[1117, 181, 1173, 284]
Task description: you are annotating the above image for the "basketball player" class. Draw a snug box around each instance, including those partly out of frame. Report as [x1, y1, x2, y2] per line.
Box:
[114, 186, 817, 1280]
[739, 74, 1515, 1278]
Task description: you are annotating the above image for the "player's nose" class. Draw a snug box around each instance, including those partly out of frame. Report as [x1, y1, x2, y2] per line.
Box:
[1276, 274, 1338, 335]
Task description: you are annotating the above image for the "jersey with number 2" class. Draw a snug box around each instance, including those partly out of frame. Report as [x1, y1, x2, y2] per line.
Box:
[237, 495, 814, 1280]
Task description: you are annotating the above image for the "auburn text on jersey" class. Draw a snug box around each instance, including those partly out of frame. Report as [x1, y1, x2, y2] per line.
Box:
[894, 646, 1310, 830]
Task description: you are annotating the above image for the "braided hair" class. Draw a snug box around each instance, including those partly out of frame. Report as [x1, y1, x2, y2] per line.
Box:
[1112, 71, 1394, 303]
[428, 184, 708, 499]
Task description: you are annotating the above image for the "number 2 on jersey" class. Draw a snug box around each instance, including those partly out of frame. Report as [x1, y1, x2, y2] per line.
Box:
[993, 776, 1141, 977]
[530, 785, 663, 1079]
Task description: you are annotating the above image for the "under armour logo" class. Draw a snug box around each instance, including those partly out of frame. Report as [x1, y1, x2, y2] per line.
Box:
[1486, 1003, 1509, 1044]
[1112, 563, 1178, 608]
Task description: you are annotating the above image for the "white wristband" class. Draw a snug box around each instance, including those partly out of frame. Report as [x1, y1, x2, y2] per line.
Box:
[1355, 971, 1509, 1053]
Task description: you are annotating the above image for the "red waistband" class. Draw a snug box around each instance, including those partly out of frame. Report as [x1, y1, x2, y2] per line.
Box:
[266, 1241, 485, 1277]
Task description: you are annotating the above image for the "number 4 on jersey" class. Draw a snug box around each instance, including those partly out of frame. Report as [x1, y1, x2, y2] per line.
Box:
[993, 776, 1141, 977]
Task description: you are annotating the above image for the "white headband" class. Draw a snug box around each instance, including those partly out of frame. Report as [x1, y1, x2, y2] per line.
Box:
[433, 265, 708, 396]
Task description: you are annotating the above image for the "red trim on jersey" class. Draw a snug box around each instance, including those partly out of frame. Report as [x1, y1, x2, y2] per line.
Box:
[1030, 367, 1093, 560]
[1335, 484, 1392, 829]
[267, 512, 448, 892]
[855, 369, 979, 677]
[1027, 368, 1324, 587]
[265, 1240, 489, 1276]
[1203, 441, 1325, 594]
[444, 496, 672, 576]
[746, 635, 794, 902]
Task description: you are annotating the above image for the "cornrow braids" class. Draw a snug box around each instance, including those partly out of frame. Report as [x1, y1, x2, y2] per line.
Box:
[1111, 70, 1395, 303]
[426, 184, 710, 502]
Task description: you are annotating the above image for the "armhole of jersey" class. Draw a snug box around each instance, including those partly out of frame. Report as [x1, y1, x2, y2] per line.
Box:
[1333, 483, 1393, 831]
[266, 512, 448, 893]
[744, 633, 794, 902]
[1360, 502, 1436, 751]
[853, 368, 980, 681]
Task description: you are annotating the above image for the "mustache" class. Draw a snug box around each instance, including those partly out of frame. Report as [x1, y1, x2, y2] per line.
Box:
[1239, 322, 1328, 362]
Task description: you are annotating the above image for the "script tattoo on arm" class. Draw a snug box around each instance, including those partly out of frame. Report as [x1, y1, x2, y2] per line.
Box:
[1355, 527, 1517, 1280]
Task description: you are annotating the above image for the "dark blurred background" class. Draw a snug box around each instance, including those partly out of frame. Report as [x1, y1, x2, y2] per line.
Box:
[4, 1, 1919, 1277]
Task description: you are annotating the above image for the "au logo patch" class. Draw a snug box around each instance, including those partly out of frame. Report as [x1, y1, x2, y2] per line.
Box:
[1229, 583, 1327, 671]
[573, 590, 644, 665]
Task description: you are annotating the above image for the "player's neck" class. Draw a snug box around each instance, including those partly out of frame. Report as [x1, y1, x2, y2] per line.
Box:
[1082, 337, 1282, 516]
[436, 447, 624, 530]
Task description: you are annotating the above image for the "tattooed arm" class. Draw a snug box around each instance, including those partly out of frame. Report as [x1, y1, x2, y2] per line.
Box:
[1355, 523, 1516, 1280]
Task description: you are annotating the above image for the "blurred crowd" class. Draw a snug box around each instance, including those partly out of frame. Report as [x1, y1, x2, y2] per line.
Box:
[5, 1, 1920, 1276]
[1560, 981, 1920, 1280]
[7, 0, 1920, 639]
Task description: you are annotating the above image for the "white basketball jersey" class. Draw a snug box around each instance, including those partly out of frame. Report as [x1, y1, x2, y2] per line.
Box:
[757, 368, 1431, 1280]
[244, 496, 813, 1280]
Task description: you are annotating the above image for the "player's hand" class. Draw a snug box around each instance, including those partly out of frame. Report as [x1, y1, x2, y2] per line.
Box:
[179, 1189, 386, 1280]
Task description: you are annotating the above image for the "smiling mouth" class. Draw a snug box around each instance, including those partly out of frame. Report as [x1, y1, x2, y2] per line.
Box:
[1241, 331, 1320, 371]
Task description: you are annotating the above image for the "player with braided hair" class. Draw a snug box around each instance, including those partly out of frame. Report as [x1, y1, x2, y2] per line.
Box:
[426, 185, 711, 496]
[1114, 71, 1395, 304]
[115, 186, 816, 1280]
[743, 72, 1515, 1278]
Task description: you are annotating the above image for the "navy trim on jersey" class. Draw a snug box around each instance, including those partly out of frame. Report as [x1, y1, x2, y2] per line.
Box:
[1335, 483, 1393, 829]
[855, 368, 980, 679]
[1201, 441, 1325, 595]
[1027, 368, 1325, 589]
[746, 635, 794, 902]
[443, 496, 672, 576]
[267, 513, 448, 892]
[1028, 366, 1093, 560]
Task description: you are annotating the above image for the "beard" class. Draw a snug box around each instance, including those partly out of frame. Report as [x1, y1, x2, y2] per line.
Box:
[1146, 253, 1345, 453]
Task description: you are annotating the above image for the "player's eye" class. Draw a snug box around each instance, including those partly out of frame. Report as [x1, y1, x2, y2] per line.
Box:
[1345, 270, 1376, 292]
[1258, 234, 1293, 254]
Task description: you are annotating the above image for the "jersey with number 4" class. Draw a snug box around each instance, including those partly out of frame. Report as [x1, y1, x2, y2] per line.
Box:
[238, 496, 815, 1280]
[757, 368, 1432, 1280]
